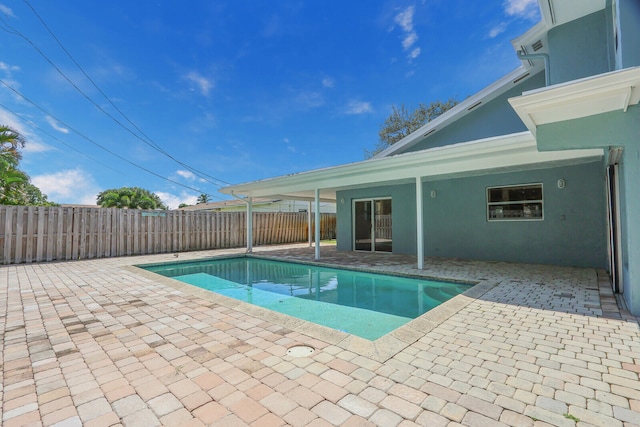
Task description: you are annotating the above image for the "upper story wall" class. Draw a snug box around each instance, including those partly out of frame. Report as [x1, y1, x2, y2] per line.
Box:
[547, 10, 611, 85]
[400, 71, 545, 154]
[618, 0, 640, 68]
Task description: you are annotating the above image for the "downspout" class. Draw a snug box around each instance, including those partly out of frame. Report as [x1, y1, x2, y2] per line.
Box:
[517, 50, 550, 86]
[230, 192, 253, 253]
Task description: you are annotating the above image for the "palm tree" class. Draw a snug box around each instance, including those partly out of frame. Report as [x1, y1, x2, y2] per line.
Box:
[197, 193, 209, 204]
[0, 125, 26, 161]
[0, 126, 29, 204]
[0, 125, 57, 206]
[97, 187, 168, 209]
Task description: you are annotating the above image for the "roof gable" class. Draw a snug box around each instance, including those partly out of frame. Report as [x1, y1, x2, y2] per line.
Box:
[376, 0, 608, 159]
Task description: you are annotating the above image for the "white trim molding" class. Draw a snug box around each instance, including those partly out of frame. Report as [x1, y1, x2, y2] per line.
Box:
[509, 67, 640, 136]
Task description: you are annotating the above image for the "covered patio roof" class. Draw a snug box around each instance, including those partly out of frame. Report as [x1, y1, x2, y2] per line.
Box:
[219, 131, 603, 202]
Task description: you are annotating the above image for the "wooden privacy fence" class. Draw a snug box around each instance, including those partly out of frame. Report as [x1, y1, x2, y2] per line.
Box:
[0, 206, 336, 264]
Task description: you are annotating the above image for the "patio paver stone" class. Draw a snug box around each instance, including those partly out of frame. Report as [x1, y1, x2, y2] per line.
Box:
[1, 243, 639, 427]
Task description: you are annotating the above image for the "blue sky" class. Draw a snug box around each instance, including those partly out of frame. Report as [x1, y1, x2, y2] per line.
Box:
[0, 0, 539, 208]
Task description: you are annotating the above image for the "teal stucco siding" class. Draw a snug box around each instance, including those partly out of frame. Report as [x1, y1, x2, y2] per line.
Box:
[336, 162, 607, 269]
[400, 72, 545, 154]
[547, 10, 611, 85]
[537, 105, 640, 315]
[421, 162, 607, 268]
[618, 0, 640, 69]
[336, 184, 416, 254]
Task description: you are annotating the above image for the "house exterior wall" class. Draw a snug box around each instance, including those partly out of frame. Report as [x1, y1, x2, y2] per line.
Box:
[336, 184, 416, 254]
[401, 72, 545, 154]
[421, 162, 607, 268]
[547, 10, 611, 85]
[618, 0, 640, 68]
[537, 105, 640, 314]
[336, 162, 606, 269]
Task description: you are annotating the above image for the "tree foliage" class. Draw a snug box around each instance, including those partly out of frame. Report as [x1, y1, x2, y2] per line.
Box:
[0, 125, 57, 206]
[96, 187, 168, 210]
[366, 98, 459, 158]
[197, 193, 209, 204]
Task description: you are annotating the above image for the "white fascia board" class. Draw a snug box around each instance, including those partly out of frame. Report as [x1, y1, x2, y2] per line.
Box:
[372, 66, 538, 159]
[509, 67, 640, 135]
[220, 132, 602, 199]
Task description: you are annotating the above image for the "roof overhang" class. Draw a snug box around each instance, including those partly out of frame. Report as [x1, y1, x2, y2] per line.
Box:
[512, 0, 606, 57]
[509, 67, 640, 136]
[220, 132, 603, 201]
[374, 1, 609, 159]
[372, 66, 542, 158]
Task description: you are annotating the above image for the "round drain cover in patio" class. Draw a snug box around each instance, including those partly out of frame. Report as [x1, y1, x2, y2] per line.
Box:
[287, 345, 315, 357]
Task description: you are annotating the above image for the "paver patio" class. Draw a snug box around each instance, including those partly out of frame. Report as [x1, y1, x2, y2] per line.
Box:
[1, 243, 639, 427]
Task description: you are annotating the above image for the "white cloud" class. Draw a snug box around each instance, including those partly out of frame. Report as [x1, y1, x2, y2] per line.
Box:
[176, 170, 196, 180]
[394, 6, 415, 32]
[393, 6, 420, 62]
[21, 139, 51, 153]
[45, 116, 69, 134]
[155, 191, 198, 210]
[283, 137, 296, 152]
[402, 32, 418, 50]
[488, 1, 538, 39]
[488, 22, 508, 38]
[0, 4, 15, 17]
[0, 108, 51, 153]
[322, 77, 335, 88]
[184, 71, 214, 96]
[345, 100, 373, 115]
[503, 0, 539, 20]
[0, 61, 19, 72]
[0, 108, 29, 137]
[31, 169, 99, 205]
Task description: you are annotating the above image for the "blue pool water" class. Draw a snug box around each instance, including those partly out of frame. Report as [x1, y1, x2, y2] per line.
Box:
[141, 257, 471, 340]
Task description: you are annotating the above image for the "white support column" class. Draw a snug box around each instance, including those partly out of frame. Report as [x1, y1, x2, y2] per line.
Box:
[246, 197, 253, 253]
[308, 201, 312, 247]
[416, 177, 424, 270]
[315, 189, 321, 260]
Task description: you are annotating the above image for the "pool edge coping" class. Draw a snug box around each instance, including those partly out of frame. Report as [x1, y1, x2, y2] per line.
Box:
[125, 255, 501, 362]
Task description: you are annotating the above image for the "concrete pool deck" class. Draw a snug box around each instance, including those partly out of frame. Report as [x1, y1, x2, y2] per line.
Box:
[1, 244, 639, 427]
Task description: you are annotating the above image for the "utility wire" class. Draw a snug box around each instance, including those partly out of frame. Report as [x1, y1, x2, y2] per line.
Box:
[4, 5, 231, 188]
[0, 101, 125, 176]
[0, 79, 223, 200]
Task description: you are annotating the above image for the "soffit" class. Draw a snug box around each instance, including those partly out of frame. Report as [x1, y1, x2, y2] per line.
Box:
[513, 0, 606, 50]
[547, 0, 606, 27]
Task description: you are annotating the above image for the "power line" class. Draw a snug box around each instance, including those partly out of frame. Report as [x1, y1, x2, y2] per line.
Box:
[3, 4, 231, 189]
[0, 79, 223, 200]
[0, 101, 125, 176]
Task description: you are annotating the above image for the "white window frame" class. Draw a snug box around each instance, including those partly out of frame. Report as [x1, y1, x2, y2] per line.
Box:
[487, 183, 544, 222]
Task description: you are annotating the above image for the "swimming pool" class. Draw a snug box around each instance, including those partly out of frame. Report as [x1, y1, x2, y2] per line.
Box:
[141, 257, 472, 340]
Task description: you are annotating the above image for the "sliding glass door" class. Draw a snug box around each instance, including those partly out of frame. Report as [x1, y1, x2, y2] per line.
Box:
[353, 198, 392, 252]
